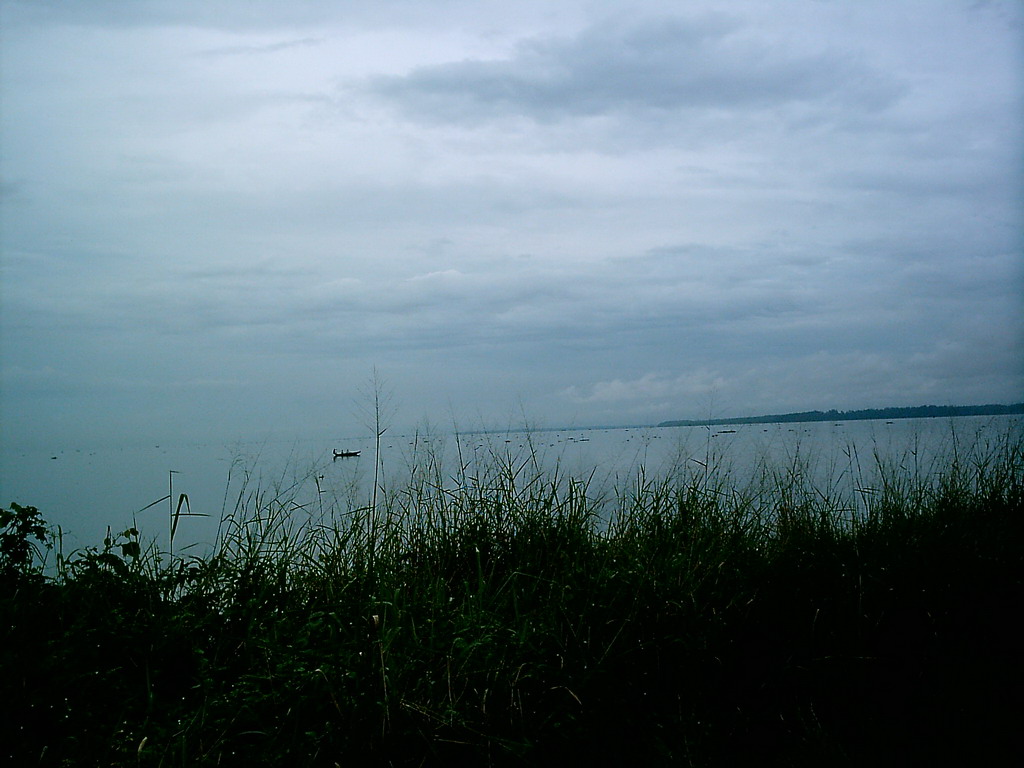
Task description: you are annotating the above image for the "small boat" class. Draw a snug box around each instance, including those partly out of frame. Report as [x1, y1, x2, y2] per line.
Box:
[333, 449, 361, 459]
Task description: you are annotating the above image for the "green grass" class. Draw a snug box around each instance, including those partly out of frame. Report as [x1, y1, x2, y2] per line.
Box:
[2, 425, 1022, 766]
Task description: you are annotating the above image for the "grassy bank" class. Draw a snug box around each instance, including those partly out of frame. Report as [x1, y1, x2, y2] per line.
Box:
[3, 427, 1023, 766]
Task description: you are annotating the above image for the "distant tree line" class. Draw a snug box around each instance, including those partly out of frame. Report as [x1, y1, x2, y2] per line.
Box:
[657, 403, 1024, 428]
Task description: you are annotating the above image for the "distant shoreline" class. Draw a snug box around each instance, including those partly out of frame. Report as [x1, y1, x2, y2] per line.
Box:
[657, 403, 1024, 428]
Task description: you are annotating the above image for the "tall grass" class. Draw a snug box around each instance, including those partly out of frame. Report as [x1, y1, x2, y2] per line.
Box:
[2, 423, 1021, 766]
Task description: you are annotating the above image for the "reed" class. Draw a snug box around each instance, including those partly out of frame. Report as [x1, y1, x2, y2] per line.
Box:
[2, 423, 1021, 766]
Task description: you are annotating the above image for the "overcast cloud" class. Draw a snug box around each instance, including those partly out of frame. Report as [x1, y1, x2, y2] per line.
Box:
[1, 0, 1021, 448]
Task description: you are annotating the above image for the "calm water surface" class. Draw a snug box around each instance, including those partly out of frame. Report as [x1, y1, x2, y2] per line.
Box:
[1, 415, 1019, 552]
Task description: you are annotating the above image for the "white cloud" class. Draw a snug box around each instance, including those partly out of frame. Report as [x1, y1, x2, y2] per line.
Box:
[0, 0, 1021, 450]
[368, 15, 902, 126]
[563, 371, 728, 405]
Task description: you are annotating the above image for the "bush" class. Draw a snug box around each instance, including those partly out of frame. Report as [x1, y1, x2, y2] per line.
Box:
[2, 427, 1022, 765]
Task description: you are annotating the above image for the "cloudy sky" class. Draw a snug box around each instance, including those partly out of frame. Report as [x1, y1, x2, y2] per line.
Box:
[1, 0, 1021, 448]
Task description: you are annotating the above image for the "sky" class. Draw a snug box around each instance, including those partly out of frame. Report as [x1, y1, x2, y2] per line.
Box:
[1, 0, 1022, 449]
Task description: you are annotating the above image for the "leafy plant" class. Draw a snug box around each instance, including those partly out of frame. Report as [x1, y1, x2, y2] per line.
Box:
[0, 501, 49, 579]
[3, 422, 1021, 765]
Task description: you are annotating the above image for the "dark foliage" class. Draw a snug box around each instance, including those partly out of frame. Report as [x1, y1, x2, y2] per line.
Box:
[2, 436, 1021, 766]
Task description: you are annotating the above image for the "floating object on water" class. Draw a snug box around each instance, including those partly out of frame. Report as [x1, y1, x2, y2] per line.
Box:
[333, 449, 361, 460]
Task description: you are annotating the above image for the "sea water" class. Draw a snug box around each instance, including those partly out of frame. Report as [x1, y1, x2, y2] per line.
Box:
[1, 415, 1019, 554]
